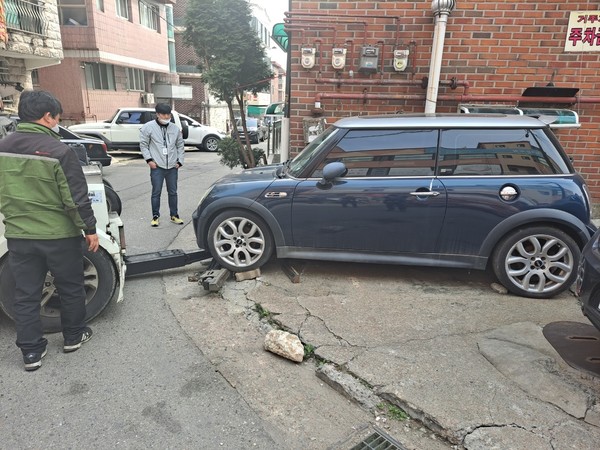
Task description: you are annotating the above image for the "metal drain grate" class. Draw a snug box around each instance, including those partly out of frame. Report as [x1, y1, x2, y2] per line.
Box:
[349, 428, 407, 450]
[543, 321, 600, 377]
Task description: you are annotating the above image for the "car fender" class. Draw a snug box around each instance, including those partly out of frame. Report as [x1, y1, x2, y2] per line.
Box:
[196, 197, 286, 249]
[479, 208, 593, 259]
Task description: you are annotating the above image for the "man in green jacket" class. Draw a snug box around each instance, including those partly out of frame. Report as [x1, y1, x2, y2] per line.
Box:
[0, 90, 99, 371]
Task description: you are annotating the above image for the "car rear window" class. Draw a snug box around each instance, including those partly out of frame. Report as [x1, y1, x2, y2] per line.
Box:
[437, 128, 571, 176]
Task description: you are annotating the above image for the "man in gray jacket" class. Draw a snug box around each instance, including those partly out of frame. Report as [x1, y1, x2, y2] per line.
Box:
[140, 103, 185, 227]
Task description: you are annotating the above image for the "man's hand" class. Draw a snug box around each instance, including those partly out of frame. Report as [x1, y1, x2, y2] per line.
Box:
[148, 161, 158, 169]
[86, 234, 99, 252]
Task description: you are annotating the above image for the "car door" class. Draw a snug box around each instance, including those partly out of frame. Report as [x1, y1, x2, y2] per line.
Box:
[110, 110, 145, 144]
[434, 127, 573, 256]
[179, 114, 203, 145]
[290, 128, 447, 254]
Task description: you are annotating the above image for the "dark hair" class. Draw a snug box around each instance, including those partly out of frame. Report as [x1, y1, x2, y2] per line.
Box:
[155, 103, 172, 114]
[18, 90, 63, 122]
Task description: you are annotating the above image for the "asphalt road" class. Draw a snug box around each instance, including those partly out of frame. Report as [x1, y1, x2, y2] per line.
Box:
[0, 151, 280, 449]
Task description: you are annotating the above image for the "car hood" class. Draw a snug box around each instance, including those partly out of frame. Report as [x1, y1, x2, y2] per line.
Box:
[69, 121, 110, 131]
[237, 126, 258, 132]
[218, 164, 283, 184]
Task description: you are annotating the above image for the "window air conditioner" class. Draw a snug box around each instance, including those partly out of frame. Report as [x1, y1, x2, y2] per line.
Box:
[142, 93, 155, 104]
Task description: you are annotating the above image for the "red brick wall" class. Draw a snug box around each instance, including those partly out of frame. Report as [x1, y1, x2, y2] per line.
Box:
[289, 1, 600, 202]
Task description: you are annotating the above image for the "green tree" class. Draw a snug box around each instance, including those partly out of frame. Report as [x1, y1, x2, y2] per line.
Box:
[183, 0, 272, 167]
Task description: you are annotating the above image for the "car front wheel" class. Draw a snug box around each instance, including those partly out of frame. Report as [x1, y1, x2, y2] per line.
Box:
[207, 210, 273, 272]
[202, 135, 220, 152]
[492, 226, 580, 298]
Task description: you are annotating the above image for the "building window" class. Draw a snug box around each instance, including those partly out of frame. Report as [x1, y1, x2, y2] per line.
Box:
[58, 0, 88, 26]
[126, 68, 145, 91]
[84, 63, 115, 90]
[32, 69, 39, 86]
[139, 1, 159, 31]
[116, 0, 130, 20]
[96, 0, 104, 12]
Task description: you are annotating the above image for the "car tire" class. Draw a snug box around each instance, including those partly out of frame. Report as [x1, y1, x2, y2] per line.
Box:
[491, 226, 580, 298]
[202, 135, 220, 152]
[207, 209, 274, 272]
[0, 247, 118, 333]
[104, 183, 122, 215]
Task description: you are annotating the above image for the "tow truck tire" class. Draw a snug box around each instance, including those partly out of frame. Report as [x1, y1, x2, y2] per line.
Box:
[0, 247, 118, 333]
[104, 184, 122, 215]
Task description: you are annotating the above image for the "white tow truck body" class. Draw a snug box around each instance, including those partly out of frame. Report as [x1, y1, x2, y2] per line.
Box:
[0, 164, 127, 332]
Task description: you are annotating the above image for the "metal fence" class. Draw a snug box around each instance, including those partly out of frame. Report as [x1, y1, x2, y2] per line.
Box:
[5, 0, 48, 36]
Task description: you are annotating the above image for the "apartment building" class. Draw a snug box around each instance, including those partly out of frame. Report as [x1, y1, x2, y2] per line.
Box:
[0, 0, 63, 108]
[35, 0, 191, 124]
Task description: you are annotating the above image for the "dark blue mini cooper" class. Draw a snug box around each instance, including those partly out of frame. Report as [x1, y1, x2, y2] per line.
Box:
[193, 114, 595, 298]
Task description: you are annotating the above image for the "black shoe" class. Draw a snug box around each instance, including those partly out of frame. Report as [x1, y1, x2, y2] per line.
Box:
[64, 327, 93, 353]
[151, 215, 159, 227]
[23, 349, 47, 371]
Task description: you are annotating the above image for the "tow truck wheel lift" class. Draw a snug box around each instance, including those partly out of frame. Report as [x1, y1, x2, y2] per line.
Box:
[123, 249, 231, 291]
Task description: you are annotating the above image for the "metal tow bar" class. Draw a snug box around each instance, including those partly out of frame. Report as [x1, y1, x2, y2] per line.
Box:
[124, 249, 212, 277]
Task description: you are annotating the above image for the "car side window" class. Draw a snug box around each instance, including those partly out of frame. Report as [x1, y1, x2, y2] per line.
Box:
[310, 129, 438, 178]
[141, 112, 155, 123]
[438, 129, 559, 176]
[118, 112, 143, 124]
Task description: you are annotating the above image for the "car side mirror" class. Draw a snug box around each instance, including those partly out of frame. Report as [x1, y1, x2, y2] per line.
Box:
[318, 161, 347, 186]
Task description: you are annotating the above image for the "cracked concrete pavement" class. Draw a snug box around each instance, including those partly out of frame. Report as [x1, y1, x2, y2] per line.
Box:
[162, 223, 600, 449]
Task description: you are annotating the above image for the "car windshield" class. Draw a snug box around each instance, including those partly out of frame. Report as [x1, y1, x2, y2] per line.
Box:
[237, 118, 258, 127]
[288, 126, 340, 177]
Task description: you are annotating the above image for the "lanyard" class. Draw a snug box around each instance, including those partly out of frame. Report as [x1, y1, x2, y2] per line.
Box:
[161, 126, 169, 146]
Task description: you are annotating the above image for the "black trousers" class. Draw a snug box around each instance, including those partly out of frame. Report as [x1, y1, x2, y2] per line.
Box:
[7, 237, 87, 355]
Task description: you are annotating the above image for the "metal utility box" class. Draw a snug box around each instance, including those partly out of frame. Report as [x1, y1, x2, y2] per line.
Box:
[359, 46, 379, 73]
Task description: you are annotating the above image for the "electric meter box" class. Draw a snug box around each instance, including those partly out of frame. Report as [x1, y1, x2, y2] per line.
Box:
[393, 49, 409, 72]
[359, 46, 379, 73]
[301, 47, 316, 69]
[331, 48, 347, 70]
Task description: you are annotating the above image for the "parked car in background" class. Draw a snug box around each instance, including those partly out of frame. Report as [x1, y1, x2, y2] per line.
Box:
[69, 108, 225, 152]
[232, 117, 268, 144]
[194, 113, 595, 299]
[0, 114, 111, 166]
[576, 228, 600, 332]
[58, 126, 112, 166]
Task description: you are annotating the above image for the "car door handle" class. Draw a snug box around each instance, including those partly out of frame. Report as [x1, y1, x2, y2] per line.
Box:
[409, 191, 440, 197]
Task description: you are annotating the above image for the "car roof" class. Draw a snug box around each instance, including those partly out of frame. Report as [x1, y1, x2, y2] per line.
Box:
[333, 113, 547, 129]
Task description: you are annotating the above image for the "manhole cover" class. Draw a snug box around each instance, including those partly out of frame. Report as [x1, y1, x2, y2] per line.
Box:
[349, 428, 407, 450]
[542, 321, 600, 377]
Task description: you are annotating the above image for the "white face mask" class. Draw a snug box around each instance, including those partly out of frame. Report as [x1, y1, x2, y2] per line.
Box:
[158, 118, 170, 125]
[51, 124, 60, 133]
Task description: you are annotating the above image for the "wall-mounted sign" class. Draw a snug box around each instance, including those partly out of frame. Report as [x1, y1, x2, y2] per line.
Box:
[565, 11, 600, 52]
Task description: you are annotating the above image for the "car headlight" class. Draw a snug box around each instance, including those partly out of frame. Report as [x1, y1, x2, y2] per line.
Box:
[196, 185, 214, 210]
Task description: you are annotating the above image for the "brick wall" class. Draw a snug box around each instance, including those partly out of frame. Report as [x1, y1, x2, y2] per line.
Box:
[289, 1, 600, 203]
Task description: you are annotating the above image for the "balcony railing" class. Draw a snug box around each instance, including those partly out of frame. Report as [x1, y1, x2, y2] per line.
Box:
[5, 0, 48, 36]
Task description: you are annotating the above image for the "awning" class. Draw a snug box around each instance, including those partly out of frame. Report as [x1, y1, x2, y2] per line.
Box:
[247, 105, 267, 117]
[272, 23, 288, 52]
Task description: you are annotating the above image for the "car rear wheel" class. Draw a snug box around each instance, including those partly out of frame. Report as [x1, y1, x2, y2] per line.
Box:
[0, 248, 118, 333]
[207, 210, 273, 272]
[202, 135, 220, 152]
[492, 226, 580, 298]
